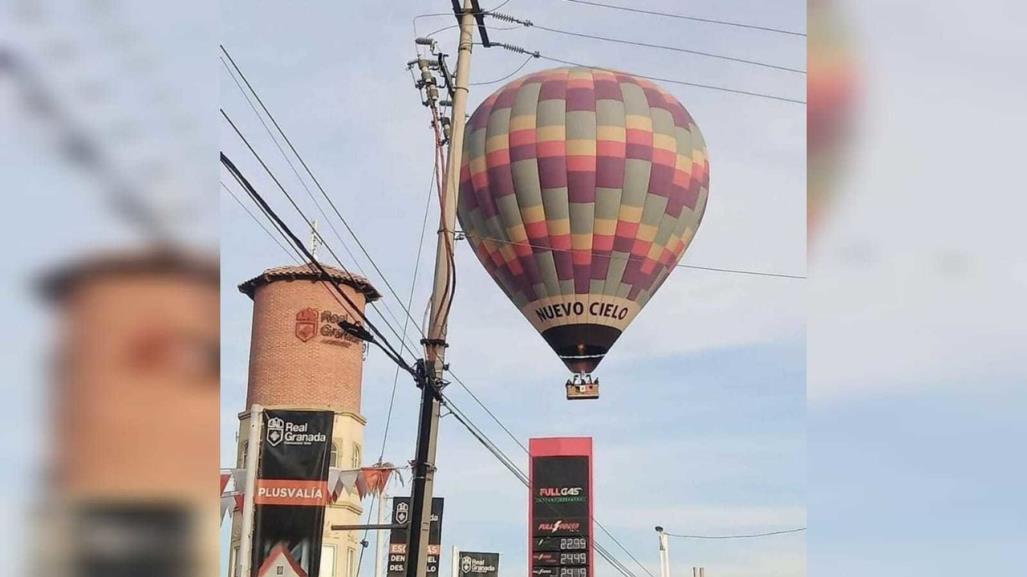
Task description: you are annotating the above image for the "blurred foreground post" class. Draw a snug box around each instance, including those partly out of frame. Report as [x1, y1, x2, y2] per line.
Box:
[39, 250, 220, 577]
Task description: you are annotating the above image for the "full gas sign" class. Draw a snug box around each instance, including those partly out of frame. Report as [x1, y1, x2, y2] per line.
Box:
[529, 438, 593, 577]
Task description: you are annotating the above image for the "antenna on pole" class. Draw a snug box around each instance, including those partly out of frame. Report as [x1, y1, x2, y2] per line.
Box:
[310, 219, 321, 261]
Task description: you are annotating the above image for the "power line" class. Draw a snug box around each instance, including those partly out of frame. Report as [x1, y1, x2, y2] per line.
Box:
[461, 231, 806, 280]
[220, 45, 429, 346]
[220, 44, 427, 339]
[665, 527, 807, 539]
[220, 150, 414, 374]
[221, 181, 301, 262]
[439, 392, 647, 577]
[671, 262, 806, 280]
[354, 492, 380, 577]
[470, 54, 535, 86]
[413, 12, 454, 36]
[446, 370, 527, 453]
[439, 395, 634, 577]
[595, 523, 653, 577]
[223, 151, 413, 373]
[440, 375, 656, 577]
[562, 0, 806, 37]
[221, 122, 434, 462]
[532, 24, 805, 74]
[219, 55, 423, 355]
[379, 157, 438, 462]
[426, 21, 521, 39]
[221, 107, 420, 359]
[536, 54, 805, 104]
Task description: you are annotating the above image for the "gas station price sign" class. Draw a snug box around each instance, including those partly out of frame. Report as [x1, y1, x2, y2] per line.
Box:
[529, 438, 593, 577]
[534, 537, 588, 551]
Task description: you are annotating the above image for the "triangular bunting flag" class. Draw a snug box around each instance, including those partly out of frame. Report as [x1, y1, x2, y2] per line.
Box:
[234, 494, 245, 512]
[231, 469, 246, 493]
[360, 466, 392, 496]
[220, 472, 231, 495]
[328, 468, 343, 502]
[220, 495, 233, 524]
[354, 471, 369, 499]
[338, 470, 359, 497]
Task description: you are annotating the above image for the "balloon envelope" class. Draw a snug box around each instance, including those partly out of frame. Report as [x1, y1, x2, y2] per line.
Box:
[457, 67, 709, 373]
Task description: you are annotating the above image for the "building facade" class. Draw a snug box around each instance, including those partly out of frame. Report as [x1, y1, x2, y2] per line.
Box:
[229, 263, 381, 577]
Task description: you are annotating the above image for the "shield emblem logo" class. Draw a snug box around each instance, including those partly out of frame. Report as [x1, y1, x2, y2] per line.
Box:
[395, 502, 409, 525]
[266, 417, 285, 447]
[295, 308, 319, 342]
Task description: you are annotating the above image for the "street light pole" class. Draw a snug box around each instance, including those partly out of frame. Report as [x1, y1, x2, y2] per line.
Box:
[375, 492, 390, 577]
[656, 526, 671, 577]
[238, 405, 264, 577]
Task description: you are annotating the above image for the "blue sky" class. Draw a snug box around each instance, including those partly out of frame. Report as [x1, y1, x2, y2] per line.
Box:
[6, 2, 1024, 577]
[220, 2, 805, 577]
[807, 0, 1027, 574]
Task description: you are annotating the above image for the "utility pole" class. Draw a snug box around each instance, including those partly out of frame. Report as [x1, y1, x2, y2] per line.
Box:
[656, 526, 671, 577]
[405, 2, 487, 577]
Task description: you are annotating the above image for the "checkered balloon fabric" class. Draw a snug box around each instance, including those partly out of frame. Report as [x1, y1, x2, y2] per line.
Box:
[457, 67, 710, 373]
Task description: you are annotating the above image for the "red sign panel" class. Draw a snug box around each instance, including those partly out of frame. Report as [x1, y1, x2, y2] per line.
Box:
[529, 438, 593, 577]
[254, 479, 330, 506]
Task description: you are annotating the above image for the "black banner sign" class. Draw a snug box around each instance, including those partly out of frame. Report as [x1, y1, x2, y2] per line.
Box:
[457, 551, 500, 577]
[387, 497, 445, 577]
[251, 409, 334, 577]
[530, 439, 592, 577]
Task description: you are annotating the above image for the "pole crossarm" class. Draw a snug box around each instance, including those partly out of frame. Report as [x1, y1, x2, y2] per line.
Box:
[450, 0, 491, 46]
[331, 522, 408, 531]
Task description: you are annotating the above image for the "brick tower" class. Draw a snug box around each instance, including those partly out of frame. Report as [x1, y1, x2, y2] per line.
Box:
[229, 262, 381, 577]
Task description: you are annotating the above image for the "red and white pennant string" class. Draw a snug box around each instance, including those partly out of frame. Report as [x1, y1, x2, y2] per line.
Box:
[218, 464, 405, 526]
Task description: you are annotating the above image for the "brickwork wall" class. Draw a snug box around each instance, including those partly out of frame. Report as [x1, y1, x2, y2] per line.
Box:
[246, 277, 368, 414]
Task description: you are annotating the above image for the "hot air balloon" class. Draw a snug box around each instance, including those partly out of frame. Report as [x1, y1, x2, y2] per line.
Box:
[457, 67, 709, 398]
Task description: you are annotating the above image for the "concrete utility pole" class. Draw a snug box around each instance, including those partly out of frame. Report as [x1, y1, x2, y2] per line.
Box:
[405, 2, 484, 577]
